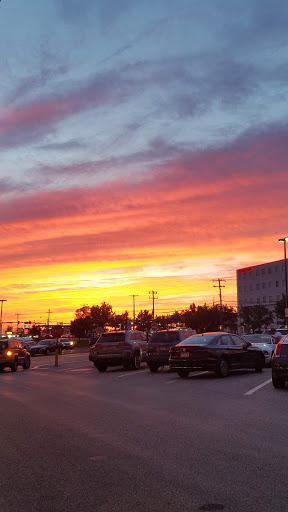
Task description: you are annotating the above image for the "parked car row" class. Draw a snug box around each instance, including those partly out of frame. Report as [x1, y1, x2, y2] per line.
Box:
[89, 329, 288, 389]
[89, 329, 266, 377]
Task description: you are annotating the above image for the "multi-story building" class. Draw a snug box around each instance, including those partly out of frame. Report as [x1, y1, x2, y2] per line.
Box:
[237, 259, 286, 319]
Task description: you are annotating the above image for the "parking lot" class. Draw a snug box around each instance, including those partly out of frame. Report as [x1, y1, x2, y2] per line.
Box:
[1, 349, 287, 512]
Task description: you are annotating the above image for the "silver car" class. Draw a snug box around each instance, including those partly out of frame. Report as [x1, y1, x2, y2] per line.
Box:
[241, 334, 276, 366]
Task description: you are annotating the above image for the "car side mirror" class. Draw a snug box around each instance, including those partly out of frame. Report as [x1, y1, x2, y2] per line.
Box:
[244, 341, 251, 348]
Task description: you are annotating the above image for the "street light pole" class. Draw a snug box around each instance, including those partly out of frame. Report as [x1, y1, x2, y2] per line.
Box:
[0, 299, 7, 336]
[278, 236, 288, 328]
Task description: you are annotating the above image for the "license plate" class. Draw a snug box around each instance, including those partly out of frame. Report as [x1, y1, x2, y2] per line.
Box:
[180, 352, 187, 357]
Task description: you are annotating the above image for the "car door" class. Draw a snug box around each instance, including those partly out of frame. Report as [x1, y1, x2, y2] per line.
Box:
[230, 334, 252, 368]
[217, 334, 238, 369]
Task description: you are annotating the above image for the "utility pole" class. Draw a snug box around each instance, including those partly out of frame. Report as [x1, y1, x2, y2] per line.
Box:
[0, 299, 7, 336]
[213, 279, 225, 330]
[149, 291, 158, 320]
[15, 313, 21, 335]
[46, 309, 52, 333]
[129, 295, 138, 330]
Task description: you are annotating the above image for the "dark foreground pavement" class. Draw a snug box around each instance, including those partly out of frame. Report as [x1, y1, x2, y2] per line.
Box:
[0, 359, 287, 512]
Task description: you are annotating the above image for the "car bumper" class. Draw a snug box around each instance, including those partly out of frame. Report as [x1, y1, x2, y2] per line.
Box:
[147, 354, 169, 366]
[169, 357, 217, 372]
[89, 352, 134, 366]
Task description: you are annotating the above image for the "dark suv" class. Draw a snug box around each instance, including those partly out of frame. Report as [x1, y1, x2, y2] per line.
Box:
[147, 329, 195, 372]
[0, 338, 31, 372]
[271, 336, 288, 388]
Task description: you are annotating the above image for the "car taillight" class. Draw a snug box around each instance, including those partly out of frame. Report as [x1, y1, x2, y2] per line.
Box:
[274, 343, 282, 356]
[118, 342, 130, 347]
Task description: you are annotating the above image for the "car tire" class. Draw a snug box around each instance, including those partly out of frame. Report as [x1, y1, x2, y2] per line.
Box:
[255, 356, 263, 373]
[272, 375, 286, 389]
[131, 352, 141, 370]
[148, 364, 159, 373]
[0, 366, 4, 372]
[216, 358, 229, 378]
[22, 357, 31, 370]
[10, 359, 18, 372]
[96, 363, 107, 372]
[177, 370, 190, 378]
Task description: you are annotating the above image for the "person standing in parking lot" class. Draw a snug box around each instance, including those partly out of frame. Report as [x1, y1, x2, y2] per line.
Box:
[270, 328, 283, 344]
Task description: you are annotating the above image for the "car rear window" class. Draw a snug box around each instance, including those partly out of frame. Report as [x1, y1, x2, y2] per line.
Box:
[179, 334, 216, 345]
[99, 333, 126, 342]
[280, 344, 288, 356]
[149, 331, 180, 343]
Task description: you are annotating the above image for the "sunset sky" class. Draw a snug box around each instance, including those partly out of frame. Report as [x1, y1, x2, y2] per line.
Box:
[1, 0, 288, 329]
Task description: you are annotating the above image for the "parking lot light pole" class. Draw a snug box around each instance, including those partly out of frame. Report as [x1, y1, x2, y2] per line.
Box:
[278, 236, 288, 328]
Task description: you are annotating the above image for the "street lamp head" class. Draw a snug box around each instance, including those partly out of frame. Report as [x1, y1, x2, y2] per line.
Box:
[278, 237, 288, 242]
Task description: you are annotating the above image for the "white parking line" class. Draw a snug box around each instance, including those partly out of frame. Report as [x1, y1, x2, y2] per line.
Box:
[166, 371, 209, 384]
[245, 378, 272, 396]
[70, 368, 93, 372]
[117, 369, 149, 378]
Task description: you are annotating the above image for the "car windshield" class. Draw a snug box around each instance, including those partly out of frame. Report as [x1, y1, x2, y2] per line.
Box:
[149, 331, 179, 343]
[0, 340, 8, 350]
[242, 335, 272, 344]
[99, 333, 126, 342]
[179, 334, 216, 345]
[35, 340, 51, 346]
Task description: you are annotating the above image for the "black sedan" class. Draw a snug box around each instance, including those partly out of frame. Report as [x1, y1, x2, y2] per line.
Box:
[169, 332, 265, 378]
[29, 338, 63, 356]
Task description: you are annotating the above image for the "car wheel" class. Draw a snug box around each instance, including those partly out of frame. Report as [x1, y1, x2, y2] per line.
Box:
[10, 359, 18, 372]
[255, 356, 263, 373]
[22, 357, 31, 370]
[148, 364, 159, 373]
[272, 375, 286, 389]
[131, 352, 141, 370]
[177, 370, 190, 378]
[97, 363, 107, 372]
[0, 366, 4, 372]
[216, 358, 229, 378]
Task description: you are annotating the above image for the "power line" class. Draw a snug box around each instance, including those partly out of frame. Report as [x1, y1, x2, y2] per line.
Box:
[149, 291, 158, 319]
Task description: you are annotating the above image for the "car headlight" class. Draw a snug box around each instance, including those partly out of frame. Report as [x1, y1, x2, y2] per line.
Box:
[70, 341, 73, 345]
[6, 351, 12, 356]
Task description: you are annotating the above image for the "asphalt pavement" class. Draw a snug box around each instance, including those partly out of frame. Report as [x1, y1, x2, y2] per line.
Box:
[0, 351, 287, 512]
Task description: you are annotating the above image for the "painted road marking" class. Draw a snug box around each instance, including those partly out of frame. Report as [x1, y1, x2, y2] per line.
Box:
[245, 378, 272, 396]
[117, 369, 149, 378]
[166, 371, 209, 384]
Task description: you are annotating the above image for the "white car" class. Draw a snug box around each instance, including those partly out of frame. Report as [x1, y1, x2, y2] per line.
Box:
[60, 337, 76, 350]
[242, 334, 276, 366]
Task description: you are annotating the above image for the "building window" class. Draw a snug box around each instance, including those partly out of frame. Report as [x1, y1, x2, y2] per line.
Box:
[268, 268, 272, 274]
[269, 296, 273, 302]
[262, 283, 266, 289]
[263, 297, 267, 303]
[256, 284, 260, 290]
[276, 281, 279, 287]
[262, 269, 265, 275]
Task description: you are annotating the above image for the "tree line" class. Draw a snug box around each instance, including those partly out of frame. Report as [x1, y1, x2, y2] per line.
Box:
[69, 294, 287, 339]
[69, 301, 238, 338]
